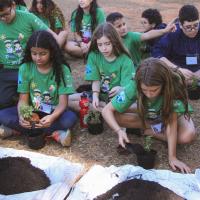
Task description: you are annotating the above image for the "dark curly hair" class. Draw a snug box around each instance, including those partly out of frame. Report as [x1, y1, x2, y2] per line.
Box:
[142, 8, 162, 27]
[73, 0, 98, 36]
[179, 4, 199, 24]
[0, 0, 13, 10]
[14, 0, 26, 6]
[23, 30, 69, 87]
[30, 0, 65, 33]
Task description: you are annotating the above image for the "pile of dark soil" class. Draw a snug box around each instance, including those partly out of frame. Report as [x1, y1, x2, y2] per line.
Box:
[0, 157, 50, 195]
[94, 179, 183, 200]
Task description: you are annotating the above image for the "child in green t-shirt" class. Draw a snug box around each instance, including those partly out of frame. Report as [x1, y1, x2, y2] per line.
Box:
[65, 0, 105, 58]
[30, 0, 65, 34]
[0, 0, 67, 109]
[68, 22, 135, 112]
[0, 30, 77, 147]
[140, 8, 167, 57]
[14, 0, 28, 11]
[102, 57, 196, 173]
[106, 12, 174, 67]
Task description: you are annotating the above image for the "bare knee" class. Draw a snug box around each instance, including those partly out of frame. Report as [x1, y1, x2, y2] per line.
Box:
[178, 129, 196, 144]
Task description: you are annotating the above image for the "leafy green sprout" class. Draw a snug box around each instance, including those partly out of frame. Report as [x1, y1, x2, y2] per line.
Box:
[190, 77, 199, 90]
[19, 104, 33, 120]
[144, 136, 153, 152]
[84, 110, 102, 124]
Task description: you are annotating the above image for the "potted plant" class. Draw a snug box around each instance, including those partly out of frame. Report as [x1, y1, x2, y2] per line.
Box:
[19, 104, 40, 126]
[19, 104, 45, 150]
[84, 110, 103, 135]
[187, 77, 200, 100]
[136, 136, 157, 169]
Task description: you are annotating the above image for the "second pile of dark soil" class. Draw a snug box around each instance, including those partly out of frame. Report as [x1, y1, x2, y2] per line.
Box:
[95, 179, 183, 200]
[0, 156, 50, 195]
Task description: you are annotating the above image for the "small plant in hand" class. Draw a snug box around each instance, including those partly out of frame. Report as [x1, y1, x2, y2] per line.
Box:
[19, 104, 40, 125]
[19, 104, 45, 150]
[84, 110, 103, 134]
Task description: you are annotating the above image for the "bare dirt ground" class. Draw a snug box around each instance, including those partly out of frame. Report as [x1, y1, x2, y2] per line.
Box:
[2, 0, 200, 180]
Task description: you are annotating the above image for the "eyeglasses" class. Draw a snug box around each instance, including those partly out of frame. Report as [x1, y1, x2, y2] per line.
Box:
[182, 22, 199, 32]
[0, 8, 12, 19]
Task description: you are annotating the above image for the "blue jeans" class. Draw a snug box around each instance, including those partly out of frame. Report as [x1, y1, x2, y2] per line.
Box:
[0, 106, 78, 135]
[0, 69, 18, 109]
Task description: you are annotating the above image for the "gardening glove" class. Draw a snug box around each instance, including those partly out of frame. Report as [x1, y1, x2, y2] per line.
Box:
[169, 157, 191, 174]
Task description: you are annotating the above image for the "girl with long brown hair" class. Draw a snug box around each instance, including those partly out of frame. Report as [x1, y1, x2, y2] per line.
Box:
[102, 57, 196, 173]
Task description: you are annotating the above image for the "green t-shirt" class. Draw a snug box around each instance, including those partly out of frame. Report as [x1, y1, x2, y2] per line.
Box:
[85, 51, 135, 97]
[35, 14, 63, 29]
[122, 32, 143, 68]
[111, 80, 137, 112]
[18, 62, 74, 112]
[16, 5, 28, 12]
[112, 81, 193, 117]
[0, 10, 48, 69]
[70, 8, 105, 42]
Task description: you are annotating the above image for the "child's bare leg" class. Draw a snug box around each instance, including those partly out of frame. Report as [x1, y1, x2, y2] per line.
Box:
[143, 128, 167, 141]
[125, 102, 138, 113]
[65, 41, 84, 57]
[144, 115, 196, 143]
[68, 93, 82, 112]
[96, 101, 107, 112]
[114, 112, 143, 128]
[177, 115, 196, 144]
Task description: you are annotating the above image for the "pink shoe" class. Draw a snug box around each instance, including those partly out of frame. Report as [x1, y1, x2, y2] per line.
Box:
[51, 129, 72, 147]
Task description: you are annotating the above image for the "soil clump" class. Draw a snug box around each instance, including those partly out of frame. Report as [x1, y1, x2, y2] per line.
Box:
[95, 179, 183, 200]
[0, 156, 50, 195]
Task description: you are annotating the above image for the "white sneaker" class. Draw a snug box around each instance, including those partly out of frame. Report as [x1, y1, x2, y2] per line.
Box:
[0, 125, 13, 139]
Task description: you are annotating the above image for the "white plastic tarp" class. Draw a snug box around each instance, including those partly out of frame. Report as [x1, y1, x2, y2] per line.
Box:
[0, 147, 84, 200]
[68, 165, 200, 200]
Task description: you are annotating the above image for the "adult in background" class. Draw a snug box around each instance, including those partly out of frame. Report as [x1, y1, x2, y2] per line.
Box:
[140, 8, 166, 56]
[153, 4, 200, 82]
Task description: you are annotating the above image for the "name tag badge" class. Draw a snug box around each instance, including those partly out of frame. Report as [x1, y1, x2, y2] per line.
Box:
[151, 123, 163, 134]
[186, 56, 198, 65]
[39, 103, 52, 114]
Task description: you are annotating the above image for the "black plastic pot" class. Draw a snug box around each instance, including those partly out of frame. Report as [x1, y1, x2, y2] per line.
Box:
[87, 122, 103, 135]
[136, 149, 157, 169]
[117, 143, 145, 155]
[27, 129, 45, 150]
[187, 86, 200, 100]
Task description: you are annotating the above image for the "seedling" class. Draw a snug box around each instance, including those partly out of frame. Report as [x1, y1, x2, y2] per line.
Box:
[19, 104, 40, 124]
[189, 77, 200, 90]
[144, 136, 153, 152]
[84, 110, 102, 124]
[19, 104, 34, 120]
